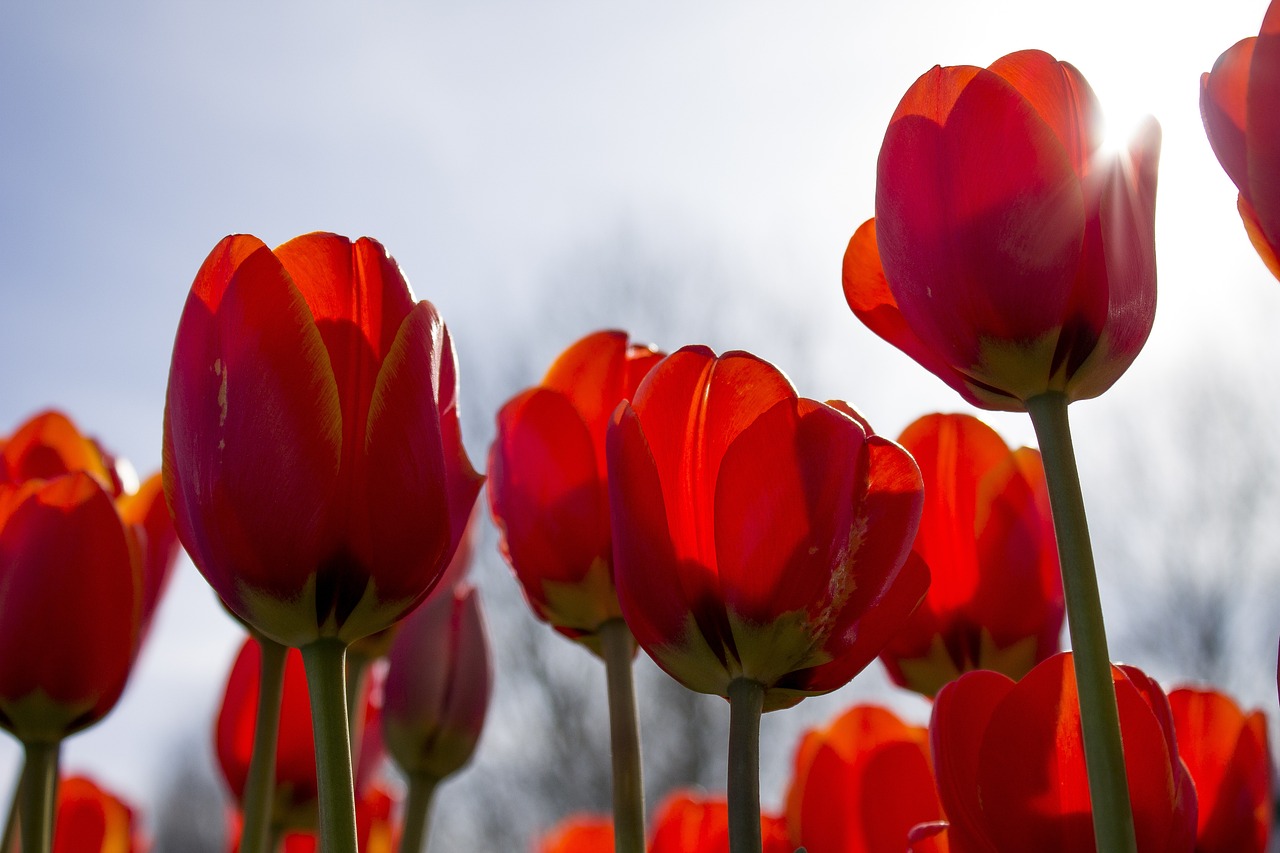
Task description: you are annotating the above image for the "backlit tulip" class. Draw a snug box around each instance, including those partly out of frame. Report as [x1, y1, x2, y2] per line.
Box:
[846, 50, 1161, 411]
[216, 638, 383, 828]
[880, 414, 1062, 697]
[489, 330, 663, 649]
[54, 775, 143, 853]
[1167, 687, 1270, 853]
[164, 232, 483, 647]
[931, 653, 1197, 852]
[1202, 1, 1280, 279]
[0, 474, 141, 742]
[785, 705, 942, 853]
[607, 346, 926, 710]
[647, 791, 790, 853]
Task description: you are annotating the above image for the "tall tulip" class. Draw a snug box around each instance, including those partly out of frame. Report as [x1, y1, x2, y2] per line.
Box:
[608, 346, 926, 852]
[785, 705, 942, 853]
[847, 50, 1161, 850]
[164, 232, 483, 853]
[1202, 0, 1280, 279]
[880, 414, 1062, 698]
[382, 583, 491, 853]
[489, 329, 662, 853]
[930, 653, 1197, 852]
[1167, 687, 1270, 853]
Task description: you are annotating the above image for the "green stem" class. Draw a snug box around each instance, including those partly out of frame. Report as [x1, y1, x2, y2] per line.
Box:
[726, 678, 764, 853]
[241, 636, 288, 853]
[301, 638, 357, 853]
[397, 772, 438, 853]
[599, 619, 645, 853]
[17, 740, 59, 853]
[1026, 392, 1136, 853]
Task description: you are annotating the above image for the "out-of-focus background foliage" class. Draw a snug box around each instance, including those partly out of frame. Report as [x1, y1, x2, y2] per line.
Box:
[3, 1, 1279, 848]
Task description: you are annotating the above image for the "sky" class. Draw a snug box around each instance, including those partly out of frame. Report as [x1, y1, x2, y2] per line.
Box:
[3, 0, 1279, 839]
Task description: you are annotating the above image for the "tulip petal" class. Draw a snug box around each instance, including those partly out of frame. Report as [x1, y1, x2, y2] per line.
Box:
[1201, 39, 1255, 200]
[116, 472, 179, 648]
[489, 388, 612, 623]
[1245, 2, 1280, 252]
[0, 411, 116, 491]
[987, 51, 1102, 176]
[163, 237, 341, 617]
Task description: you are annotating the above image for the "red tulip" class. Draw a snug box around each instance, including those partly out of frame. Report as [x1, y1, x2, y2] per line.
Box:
[163, 232, 483, 647]
[1202, 1, 1280, 279]
[536, 816, 615, 853]
[647, 791, 790, 853]
[1167, 687, 1271, 853]
[931, 653, 1197, 852]
[2, 411, 179, 649]
[785, 705, 942, 853]
[489, 330, 663, 649]
[228, 785, 398, 853]
[216, 637, 383, 828]
[381, 583, 491, 783]
[879, 414, 1062, 697]
[0, 473, 142, 741]
[846, 50, 1161, 411]
[607, 346, 926, 710]
[53, 775, 144, 853]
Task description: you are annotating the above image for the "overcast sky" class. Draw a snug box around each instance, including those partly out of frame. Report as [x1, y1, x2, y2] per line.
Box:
[3, 0, 1279, 835]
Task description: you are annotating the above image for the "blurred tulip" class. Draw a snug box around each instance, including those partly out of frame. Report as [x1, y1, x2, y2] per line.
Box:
[164, 232, 483, 648]
[1167, 687, 1270, 853]
[648, 791, 790, 853]
[216, 638, 383, 829]
[879, 414, 1062, 697]
[382, 583, 491, 853]
[1202, 1, 1280, 279]
[0, 474, 141, 742]
[489, 330, 663, 650]
[785, 706, 942, 853]
[1, 411, 179, 652]
[228, 785, 398, 853]
[536, 817, 615, 853]
[53, 775, 144, 853]
[846, 50, 1160, 411]
[607, 345, 926, 710]
[931, 653, 1197, 852]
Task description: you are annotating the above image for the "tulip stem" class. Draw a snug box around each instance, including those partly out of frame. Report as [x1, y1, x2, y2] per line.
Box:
[18, 740, 59, 853]
[301, 638, 358, 853]
[241, 636, 289, 853]
[599, 618, 645, 853]
[398, 772, 438, 853]
[726, 678, 764, 853]
[1026, 392, 1137, 853]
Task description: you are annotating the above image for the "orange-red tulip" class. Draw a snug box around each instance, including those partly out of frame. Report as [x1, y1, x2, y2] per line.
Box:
[607, 346, 926, 710]
[785, 705, 942, 853]
[879, 414, 1062, 697]
[381, 583, 491, 783]
[1, 411, 179, 651]
[1167, 687, 1270, 853]
[53, 775, 144, 853]
[1202, 1, 1280, 279]
[216, 637, 383, 828]
[537, 817, 616, 853]
[931, 653, 1197, 852]
[647, 791, 790, 853]
[489, 330, 663, 649]
[0, 473, 141, 741]
[164, 233, 483, 647]
[846, 50, 1160, 411]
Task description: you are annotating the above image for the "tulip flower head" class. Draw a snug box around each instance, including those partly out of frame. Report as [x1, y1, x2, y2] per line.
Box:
[930, 653, 1197, 852]
[846, 50, 1161, 411]
[647, 791, 790, 853]
[880, 413, 1063, 697]
[1168, 687, 1270, 853]
[489, 330, 663, 651]
[536, 817, 615, 853]
[1202, 1, 1280, 280]
[381, 583, 492, 783]
[607, 346, 927, 710]
[54, 775, 143, 853]
[785, 705, 942, 853]
[164, 232, 483, 647]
